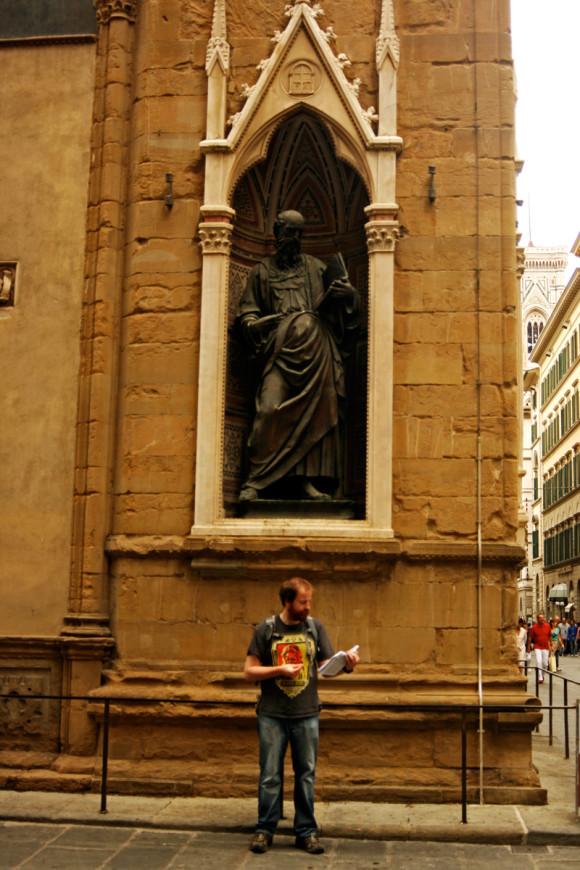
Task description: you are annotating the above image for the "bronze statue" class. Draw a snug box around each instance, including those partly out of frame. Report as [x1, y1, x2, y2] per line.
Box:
[236, 210, 360, 502]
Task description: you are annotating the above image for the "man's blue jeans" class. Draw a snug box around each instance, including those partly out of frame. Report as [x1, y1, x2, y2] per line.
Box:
[256, 713, 319, 838]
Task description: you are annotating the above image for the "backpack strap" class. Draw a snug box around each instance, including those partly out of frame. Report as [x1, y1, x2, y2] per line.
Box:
[264, 615, 276, 645]
[306, 616, 318, 649]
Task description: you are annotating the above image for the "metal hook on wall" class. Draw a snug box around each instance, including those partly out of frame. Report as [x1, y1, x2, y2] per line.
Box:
[165, 173, 174, 208]
[428, 166, 436, 202]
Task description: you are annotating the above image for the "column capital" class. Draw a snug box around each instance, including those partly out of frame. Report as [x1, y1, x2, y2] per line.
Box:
[96, 0, 138, 26]
[365, 220, 400, 253]
[199, 222, 233, 255]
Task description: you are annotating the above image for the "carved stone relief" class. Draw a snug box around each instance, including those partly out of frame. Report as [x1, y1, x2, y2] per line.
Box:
[0, 671, 46, 737]
[282, 60, 322, 97]
[0, 263, 16, 307]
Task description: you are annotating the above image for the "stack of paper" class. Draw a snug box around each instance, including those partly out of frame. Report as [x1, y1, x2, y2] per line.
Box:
[318, 645, 359, 676]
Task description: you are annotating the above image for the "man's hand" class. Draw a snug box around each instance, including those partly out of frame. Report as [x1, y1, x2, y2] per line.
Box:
[279, 662, 303, 679]
[244, 654, 303, 682]
[343, 649, 360, 672]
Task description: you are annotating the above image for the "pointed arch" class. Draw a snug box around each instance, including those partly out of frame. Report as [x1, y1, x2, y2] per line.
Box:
[222, 111, 370, 515]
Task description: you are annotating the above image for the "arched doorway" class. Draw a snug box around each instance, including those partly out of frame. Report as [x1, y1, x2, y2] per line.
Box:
[223, 112, 369, 516]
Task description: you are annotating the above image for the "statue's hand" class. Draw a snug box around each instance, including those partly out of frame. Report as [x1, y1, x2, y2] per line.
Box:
[329, 277, 355, 300]
[248, 313, 284, 339]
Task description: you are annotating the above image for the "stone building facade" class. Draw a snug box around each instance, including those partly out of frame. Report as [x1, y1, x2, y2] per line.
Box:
[524, 234, 580, 622]
[521, 246, 568, 360]
[0, 0, 543, 803]
[518, 246, 568, 618]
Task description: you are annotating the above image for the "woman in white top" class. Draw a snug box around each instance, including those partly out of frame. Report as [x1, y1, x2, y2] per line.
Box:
[516, 618, 528, 674]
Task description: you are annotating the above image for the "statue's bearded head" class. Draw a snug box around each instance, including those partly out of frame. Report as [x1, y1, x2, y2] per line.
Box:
[274, 210, 304, 265]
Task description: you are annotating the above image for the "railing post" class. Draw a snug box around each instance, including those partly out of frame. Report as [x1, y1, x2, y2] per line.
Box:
[100, 698, 110, 814]
[564, 679, 569, 759]
[549, 672, 553, 746]
[576, 698, 580, 818]
[461, 707, 467, 824]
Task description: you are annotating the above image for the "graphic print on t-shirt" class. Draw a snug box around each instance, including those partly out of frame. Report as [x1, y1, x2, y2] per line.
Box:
[272, 633, 311, 699]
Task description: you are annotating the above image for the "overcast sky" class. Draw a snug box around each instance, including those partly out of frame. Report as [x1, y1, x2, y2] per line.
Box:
[510, 0, 580, 271]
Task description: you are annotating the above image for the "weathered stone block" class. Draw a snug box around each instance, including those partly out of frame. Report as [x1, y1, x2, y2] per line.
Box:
[118, 454, 194, 495]
[132, 95, 206, 138]
[122, 341, 199, 387]
[125, 311, 195, 345]
[394, 458, 477, 497]
[395, 344, 464, 386]
[120, 415, 194, 458]
[126, 199, 199, 242]
[121, 383, 195, 416]
[428, 497, 477, 537]
[393, 416, 453, 460]
[125, 276, 198, 314]
[113, 493, 193, 535]
[126, 237, 197, 275]
[368, 626, 436, 665]
[436, 628, 478, 666]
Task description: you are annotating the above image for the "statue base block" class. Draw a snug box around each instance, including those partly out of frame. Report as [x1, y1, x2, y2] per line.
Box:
[238, 499, 357, 520]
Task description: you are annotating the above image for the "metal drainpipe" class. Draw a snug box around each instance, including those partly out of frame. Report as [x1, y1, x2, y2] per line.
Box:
[473, 0, 485, 805]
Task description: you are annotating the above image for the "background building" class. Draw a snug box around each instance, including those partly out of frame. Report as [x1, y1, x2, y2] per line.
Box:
[524, 234, 580, 621]
[521, 246, 568, 359]
[0, 0, 543, 803]
[518, 246, 569, 618]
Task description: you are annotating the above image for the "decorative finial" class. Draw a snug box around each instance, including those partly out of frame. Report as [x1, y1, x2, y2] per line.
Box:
[206, 0, 230, 73]
[376, 0, 400, 68]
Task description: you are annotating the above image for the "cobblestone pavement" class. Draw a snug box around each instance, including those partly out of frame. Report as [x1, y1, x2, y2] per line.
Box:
[1, 825, 580, 870]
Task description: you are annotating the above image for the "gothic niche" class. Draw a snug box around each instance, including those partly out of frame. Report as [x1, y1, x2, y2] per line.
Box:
[223, 112, 369, 518]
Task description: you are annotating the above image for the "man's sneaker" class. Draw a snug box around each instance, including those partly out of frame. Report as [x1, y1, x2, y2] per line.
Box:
[296, 834, 325, 854]
[250, 832, 272, 853]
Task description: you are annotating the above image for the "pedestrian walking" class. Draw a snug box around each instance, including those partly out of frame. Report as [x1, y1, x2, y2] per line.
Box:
[568, 619, 578, 656]
[550, 617, 564, 671]
[560, 618, 569, 656]
[516, 618, 527, 673]
[244, 576, 359, 855]
[527, 612, 551, 682]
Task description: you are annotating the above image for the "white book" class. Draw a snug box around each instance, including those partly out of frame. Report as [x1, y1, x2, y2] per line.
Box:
[318, 645, 359, 676]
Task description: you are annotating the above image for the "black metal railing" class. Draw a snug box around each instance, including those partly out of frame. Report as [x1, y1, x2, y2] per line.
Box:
[1, 693, 578, 822]
[527, 665, 580, 756]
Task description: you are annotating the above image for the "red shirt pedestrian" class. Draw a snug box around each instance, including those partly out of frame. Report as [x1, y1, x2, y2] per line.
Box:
[528, 619, 551, 650]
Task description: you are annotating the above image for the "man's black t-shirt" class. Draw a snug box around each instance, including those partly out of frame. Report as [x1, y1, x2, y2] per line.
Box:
[247, 615, 334, 718]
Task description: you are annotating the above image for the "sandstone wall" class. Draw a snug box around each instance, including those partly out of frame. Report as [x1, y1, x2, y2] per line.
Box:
[105, 0, 519, 659]
[0, 0, 535, 801]
[109, 0, 518, 547]
[0, 43, 96, 636]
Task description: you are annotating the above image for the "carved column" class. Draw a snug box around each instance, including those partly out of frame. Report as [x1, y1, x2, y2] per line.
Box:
[64, 2, 137, 636]
[365, 205, 400, 531]
[193, 208, 235, 526]
[60, 0, 137, 756]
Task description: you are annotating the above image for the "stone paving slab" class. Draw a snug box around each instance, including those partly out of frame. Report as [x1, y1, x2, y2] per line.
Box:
[1, 731, 579, 848]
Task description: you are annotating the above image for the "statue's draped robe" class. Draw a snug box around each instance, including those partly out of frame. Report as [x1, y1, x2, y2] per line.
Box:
[236, 254, 360, 492]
